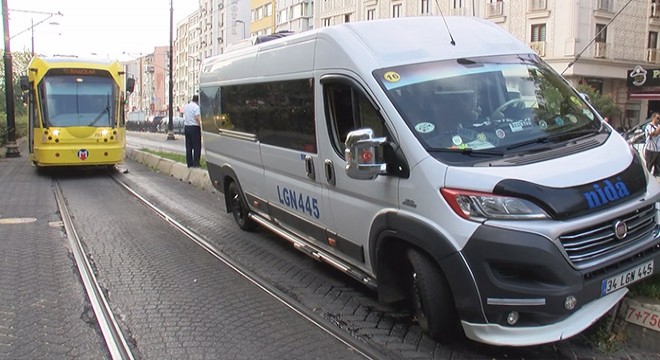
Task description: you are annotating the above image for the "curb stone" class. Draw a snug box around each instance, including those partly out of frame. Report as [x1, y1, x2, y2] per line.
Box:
[127, 148, 215, 192]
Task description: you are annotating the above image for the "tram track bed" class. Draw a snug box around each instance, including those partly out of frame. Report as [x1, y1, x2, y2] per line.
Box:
[52, 167, 371, 360]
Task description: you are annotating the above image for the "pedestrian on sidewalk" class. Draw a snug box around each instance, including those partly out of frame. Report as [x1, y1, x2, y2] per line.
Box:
[183, 95, 202, 168]
[644, 112, 660, 176]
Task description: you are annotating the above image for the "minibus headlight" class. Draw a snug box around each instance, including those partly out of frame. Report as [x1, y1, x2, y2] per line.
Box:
[441, 188, 549, 221]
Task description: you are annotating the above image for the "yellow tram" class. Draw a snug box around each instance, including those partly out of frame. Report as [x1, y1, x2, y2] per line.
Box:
[20, 56, 135, 168]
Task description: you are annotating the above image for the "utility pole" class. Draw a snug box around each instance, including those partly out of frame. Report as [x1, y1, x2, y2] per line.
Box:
[2, 0, 19, 157]
[166, 0, 175, 140]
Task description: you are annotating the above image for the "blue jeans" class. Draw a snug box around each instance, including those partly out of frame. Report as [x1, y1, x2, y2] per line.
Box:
[184, 125, 201, 167]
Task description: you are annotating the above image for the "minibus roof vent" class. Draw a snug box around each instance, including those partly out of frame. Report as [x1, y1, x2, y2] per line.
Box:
[254, 30, 295, 45]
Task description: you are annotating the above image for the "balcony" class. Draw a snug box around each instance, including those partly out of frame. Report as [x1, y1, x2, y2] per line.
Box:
[648, 48, 659, 63]
[528, 0, 546, 11]
[652, 3, 660, 18]
[487, 2, 503, 17]
[529, 41, 546, 57]
[594, 42, 607, 58]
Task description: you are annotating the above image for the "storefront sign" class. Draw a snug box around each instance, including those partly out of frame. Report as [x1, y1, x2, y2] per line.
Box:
[628, 65, 660, 87]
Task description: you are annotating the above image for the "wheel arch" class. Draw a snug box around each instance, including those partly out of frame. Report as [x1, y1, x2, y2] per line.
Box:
[369, 211, 462, 304]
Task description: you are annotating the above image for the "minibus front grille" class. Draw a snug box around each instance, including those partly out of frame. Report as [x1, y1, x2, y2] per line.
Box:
[559, 204, 656, 268]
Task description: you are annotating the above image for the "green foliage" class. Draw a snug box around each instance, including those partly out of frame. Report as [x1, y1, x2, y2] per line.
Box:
[0, 50, 32, 117]
[0, 113, 28, 147]
[628, 274, 660, 299]
[140, 148, 207, 169]
[576, 84, 621, 121]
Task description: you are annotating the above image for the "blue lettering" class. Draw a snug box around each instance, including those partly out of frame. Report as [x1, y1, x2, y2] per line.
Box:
[594, 184, 607, 204]
[583, 177, 631, 209]
[289, 189, 297, 209]
[285, 188, 292, 207]
[615, 179, 630, 198]
[277, 185, 284, 204]
[274, 185, 321, 219]
[298, 193, 305, 210]
[583, 190, 602, 208]
[603, 180, 618, 201]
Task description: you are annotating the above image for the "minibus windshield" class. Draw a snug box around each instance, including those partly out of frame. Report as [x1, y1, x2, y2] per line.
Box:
[39, 75, 117, 128]
[374, 54, 608, 159]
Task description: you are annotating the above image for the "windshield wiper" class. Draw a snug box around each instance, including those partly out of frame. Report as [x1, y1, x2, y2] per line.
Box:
[506, 128, 601, 151]
[88, 107, 109, 127]
[428, 147, 505, 156]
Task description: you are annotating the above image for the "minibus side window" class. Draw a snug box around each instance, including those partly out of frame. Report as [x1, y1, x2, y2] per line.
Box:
[201, 79, 317, 153]
[324, 81, 388, 158]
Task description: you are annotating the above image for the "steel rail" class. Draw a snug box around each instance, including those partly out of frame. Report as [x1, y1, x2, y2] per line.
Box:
[110, 172, 397, 360]
[54, 180, 134, 360]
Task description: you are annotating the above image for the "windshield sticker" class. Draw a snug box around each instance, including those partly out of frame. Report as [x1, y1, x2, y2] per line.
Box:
[581, 109, 594, 120]
[383, 71, 401, 83]
[452, 135, 463, 146]
[570, 96, 582, 107]
[554, 117, 564, 126]
[509, 118, 533, 133]
[477, 132, 487, 142]
[538, 120, 548, 129]
[496, 129, 506, 139]
[466, 139, 494, 150]
[415, 122, 435, 133]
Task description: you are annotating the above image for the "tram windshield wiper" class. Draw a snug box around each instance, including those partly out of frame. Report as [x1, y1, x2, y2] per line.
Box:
[88, 106, 109, 127]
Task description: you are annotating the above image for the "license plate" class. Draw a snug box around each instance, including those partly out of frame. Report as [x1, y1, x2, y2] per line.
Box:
[601, 260, 654, 296]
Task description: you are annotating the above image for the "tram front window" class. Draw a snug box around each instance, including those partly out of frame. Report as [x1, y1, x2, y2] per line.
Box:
[41, 75, 118, 127]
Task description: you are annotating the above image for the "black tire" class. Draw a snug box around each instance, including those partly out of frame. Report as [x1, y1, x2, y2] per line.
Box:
[227, 181, 256, 231]
[406, 248, 460, 341]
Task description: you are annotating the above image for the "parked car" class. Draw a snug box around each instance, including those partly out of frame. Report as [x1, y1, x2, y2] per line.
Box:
[156, 116, 185, 134]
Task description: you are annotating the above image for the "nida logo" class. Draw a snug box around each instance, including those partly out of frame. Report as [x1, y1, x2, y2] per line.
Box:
[582, 177, 630, 209]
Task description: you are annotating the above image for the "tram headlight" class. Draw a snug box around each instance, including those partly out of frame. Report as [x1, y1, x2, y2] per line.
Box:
[52, 129, 60, 137]
[101, 129, 109, 137]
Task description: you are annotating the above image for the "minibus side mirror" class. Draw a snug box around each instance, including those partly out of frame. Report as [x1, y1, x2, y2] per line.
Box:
[345, 128, 388, 180]
[20, 76, 29, 91]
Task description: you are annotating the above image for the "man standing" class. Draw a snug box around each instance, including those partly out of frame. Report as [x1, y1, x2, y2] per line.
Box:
[183, 95, 202, 168]
[644, 112, 660, 176]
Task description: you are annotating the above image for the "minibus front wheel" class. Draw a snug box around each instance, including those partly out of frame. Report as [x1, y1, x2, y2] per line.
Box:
[407, 248, 459, 342]
[227, 181, 256, 231]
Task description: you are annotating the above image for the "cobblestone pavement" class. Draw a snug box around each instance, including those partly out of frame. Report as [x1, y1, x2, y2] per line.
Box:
[55, 170, 366, 360]
[0, 154, 109, 360]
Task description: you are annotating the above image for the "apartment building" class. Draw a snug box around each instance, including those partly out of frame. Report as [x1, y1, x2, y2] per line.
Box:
[123, 47, 169, 116]
[174, 10, 202, 112]
[275, 0, 314, 32]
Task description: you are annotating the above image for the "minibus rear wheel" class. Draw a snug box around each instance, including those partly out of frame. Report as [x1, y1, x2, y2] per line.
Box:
[407, 248, 459, 341]
[227, 181, 256, 231]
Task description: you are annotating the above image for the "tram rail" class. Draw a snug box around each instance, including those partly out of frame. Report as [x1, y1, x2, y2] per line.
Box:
[54, 180, 134, 360]
[106, 171, 391, 360]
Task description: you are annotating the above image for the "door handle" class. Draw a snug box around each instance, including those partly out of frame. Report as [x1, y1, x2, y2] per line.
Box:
[324, 159, 335, 186]
[305, 155, 315, 180]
